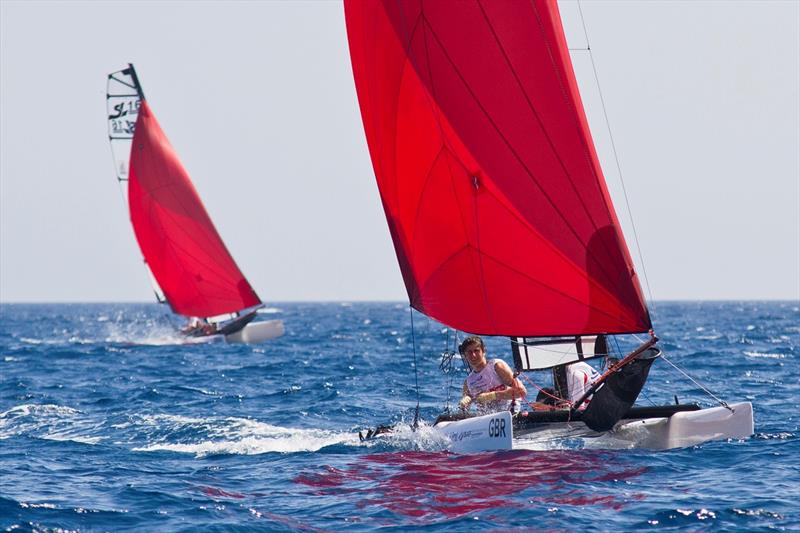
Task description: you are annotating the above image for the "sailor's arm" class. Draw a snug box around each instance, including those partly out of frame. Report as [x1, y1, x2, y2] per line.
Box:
[478, 361, 527, 402]
[499, 360, 526, 399]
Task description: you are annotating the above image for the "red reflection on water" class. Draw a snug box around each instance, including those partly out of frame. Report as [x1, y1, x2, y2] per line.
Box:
[196, 485, 325, 531]
[198, 485, 246, 499]
[295, 450, 647, 518]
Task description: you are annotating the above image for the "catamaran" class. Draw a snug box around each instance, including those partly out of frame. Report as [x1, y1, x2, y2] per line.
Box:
[106, 64, 283, 344]
[344, 0, 753, 451]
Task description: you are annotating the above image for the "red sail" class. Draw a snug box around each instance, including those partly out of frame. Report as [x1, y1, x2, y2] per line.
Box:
[344, 0, 650, 336]
[127, 100, 261, 318]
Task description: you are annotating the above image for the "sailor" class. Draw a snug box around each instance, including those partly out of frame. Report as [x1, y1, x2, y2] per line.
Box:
[182, 317, 216, 336]
[458, 336, 527, 413]
[565, 360, 600, 408]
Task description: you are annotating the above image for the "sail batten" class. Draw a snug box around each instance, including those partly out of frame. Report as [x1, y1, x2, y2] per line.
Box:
[107, 65, 262, 319]
[345, 0, 650, 337]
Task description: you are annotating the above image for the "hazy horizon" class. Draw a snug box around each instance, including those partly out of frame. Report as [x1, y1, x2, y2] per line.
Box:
[2, 1, 798, 304]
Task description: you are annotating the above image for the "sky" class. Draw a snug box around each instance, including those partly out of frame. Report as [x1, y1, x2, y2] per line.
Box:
[1, 0, 798, 304]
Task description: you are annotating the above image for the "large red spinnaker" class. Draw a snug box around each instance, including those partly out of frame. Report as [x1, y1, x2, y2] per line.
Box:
[344, 0, 651, 337]
[127, 100, 261, 318]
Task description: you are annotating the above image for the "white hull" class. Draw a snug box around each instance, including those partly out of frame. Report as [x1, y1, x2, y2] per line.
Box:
[434, 402, 754, 452]
[611, 401, 754, 449]
[434, 411, 513, 453]
[224, 320, 285, 344]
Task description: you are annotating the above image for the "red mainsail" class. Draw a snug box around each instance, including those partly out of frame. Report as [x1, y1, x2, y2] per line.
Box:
[344, 0, 650, 336]
[127, 100, 261, 318]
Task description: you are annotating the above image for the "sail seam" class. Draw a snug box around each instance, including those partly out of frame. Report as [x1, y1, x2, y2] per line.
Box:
[420, 244, 636, 331]
[418, 11, 496, 331]
[411, 145, 631, 329]
[141, 123, 259, 312]
[420, 9, 630, 313]
[393, 4, 493, 323]
[481, 0, 602, 237]
[529, 0, 646, 315]
[503, 0, 627, 298]
[133, 177, 257, 316]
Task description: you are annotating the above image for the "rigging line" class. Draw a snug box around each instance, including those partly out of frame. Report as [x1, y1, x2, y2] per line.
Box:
[612, 334, 623, 357]
[442, 327, 453, 412]
[659, 352, 731, 411]
[409, 305, 421, 430]
[576, 0, 655, 309]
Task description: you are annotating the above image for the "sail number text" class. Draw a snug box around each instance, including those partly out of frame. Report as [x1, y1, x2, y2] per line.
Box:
[488, 417, 506, 438]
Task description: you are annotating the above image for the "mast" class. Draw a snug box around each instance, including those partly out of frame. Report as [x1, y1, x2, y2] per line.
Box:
[125, 63, 145, 101]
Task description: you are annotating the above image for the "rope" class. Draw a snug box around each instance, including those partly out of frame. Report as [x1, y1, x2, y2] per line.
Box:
[517, 373, 570, 410]
[442, 329, 454, 412]
[439, 349, 457, 413]
[659, 352, 732, 411]
[409, 306, 421, 429]
[439, 329, 471, 413]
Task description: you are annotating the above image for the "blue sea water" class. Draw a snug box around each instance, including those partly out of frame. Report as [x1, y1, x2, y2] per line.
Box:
[0, 301, 797, 531]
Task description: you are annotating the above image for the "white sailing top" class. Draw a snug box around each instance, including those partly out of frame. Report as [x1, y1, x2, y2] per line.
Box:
[566, 361, 600, 407]
[466, 358, 512, 412]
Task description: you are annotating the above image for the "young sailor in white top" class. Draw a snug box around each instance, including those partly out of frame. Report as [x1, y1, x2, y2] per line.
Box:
[458, 336, 527, 414]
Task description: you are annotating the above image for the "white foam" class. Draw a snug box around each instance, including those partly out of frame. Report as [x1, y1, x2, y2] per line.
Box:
[20, 502, 58, 509]
[104, 325, 221, 346]
[135, 424, 356, 456]
[0, 404, 102, 445]
[102, 318, 201, 346]
[0, 404, 80, 419]
[42, 433, 104, 445]
[744, 351, 786, 359]
[131, 414, 359, 456]
[359, 421, 452, 452]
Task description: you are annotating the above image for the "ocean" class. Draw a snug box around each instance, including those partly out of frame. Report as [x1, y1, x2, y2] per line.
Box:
[0, 301, 797, 531]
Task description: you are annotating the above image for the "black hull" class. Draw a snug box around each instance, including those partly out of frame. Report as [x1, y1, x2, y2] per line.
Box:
[182, 311, 257, 338]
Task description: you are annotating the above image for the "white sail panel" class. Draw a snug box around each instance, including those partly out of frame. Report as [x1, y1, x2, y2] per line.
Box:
[511, 335, 608, 371]
[107, 67, 141, 182]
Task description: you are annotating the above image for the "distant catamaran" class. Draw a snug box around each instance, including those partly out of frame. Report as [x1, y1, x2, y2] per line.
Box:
[106, 64, 283, 343]
[345, 0, 753, 450]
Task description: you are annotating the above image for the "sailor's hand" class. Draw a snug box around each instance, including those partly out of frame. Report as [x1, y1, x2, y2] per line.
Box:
[474, 391, 498, 405]
[458, 396, 472, 411]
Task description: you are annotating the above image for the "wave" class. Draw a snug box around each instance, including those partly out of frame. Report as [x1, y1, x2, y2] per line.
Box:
[0, 404, 103, 444]
[744, 351, 787, 359]
[131, 414, 359, 456]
